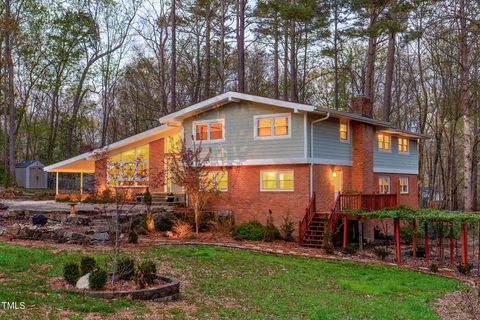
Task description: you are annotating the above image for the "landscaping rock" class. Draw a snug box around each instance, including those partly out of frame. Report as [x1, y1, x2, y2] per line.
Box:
[0, 225, 5, 235]
[16, 226, 42, 240]
[66, 232, 91, 244]
[76, 273, 90, 289]
[0, 203, 8, 210]
[91, 232, 109, 243]
[32, 214, 48, 226]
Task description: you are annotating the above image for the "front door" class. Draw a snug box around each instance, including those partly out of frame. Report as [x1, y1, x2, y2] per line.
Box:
[333, 170, 343, 199]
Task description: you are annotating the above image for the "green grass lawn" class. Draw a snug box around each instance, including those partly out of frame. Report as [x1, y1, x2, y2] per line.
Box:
[0, 242, 463, 320]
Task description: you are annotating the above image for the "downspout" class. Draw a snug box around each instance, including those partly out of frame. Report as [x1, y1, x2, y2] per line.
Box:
[310, 112, 330, 196]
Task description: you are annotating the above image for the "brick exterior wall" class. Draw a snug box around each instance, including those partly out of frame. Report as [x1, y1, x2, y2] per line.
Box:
[373, 173, 418, 208]
[94, 158, 107, 195]
[351, 120, 375, 194]
[313, 164, 352, 212]
[149, 138, 165, 192]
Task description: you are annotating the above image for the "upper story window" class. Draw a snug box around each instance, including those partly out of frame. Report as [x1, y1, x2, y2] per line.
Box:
[193, 119, 225, 143]
[339, 120, 350, 142]
[107, 144, 149, 187]
[377, 133, 391, 151]
[398, 138, 409, 154]
[254, 113, 291, 140]
[378, 175, 390, 194]
[399, 176, 409, 194]
[260, 170, 294, 191]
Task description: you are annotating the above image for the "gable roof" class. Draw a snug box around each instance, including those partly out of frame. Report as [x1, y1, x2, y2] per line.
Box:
[159, 91, 428, 139]
[16, 160, 44, 169]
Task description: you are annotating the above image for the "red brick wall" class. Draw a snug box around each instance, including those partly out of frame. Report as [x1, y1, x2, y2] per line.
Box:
[205, 164, 310, 226]
[374, 173, 419, 208]
[351, 121, 375, 194]
[94, 158, 107, 195]
[313, 164, 352, 212]
[149, 138, 165, 192]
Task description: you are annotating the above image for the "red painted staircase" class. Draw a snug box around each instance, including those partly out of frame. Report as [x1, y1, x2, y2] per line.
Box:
[300, 213, 328, 247]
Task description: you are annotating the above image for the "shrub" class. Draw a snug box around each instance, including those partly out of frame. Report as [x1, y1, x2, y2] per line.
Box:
[264, 210, 280, 242]
[170, 219, 193, 238]
[155, 213, 175, 231]
[89, 268, 108, 290]
[63, 262, 80, 285]
[429, 263, 439, 273]
[342, 244, 358, 255]
[135, 260, 157, 289]
[116, 257, 135, 280]
[323, 243, 335, 255]
[457, 263, 474, 275]
[128, 230, 138, 244]
[373, 247, 389, 260]
[280, 212, 295, 242]
[232, 220, 265, 241]
[80, 256, 96, 275]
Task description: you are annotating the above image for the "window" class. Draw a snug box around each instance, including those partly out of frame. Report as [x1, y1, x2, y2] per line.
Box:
[339, 120, 349, 142]
[205, 171, 228, 191]
[165, 133, 182, 153]
[378, 176, 390, 194]
[260, 170, 294, 191]
[193, 119, 224, 142]
[399, 176, 409, 194]
[398, 138, 409, 153]
[254, 114, 291, 139]
[378, 134, 391, 151]
[107, 144, 150, 187]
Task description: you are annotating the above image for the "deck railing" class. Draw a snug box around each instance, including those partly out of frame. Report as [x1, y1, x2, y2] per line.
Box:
[299, 192, 316, 244]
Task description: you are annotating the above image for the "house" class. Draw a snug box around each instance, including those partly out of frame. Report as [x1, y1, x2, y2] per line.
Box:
[15, 160, 47, 189]
[44, 92, 426, 244]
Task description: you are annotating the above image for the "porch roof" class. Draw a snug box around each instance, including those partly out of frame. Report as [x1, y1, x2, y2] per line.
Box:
[44, 124, 176, 173]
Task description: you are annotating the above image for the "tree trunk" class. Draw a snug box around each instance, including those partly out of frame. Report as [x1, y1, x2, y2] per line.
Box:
[333, 1, 339, 109]
[273, 13, 279, 99]
[382, 30, 395, 122]
[290, 17, 297, 102]
[171, 0, 177, 110]
[237, 0, 245, 93]
[283, 23, 289, 101]
[219, 0, 226, 93]
[5, 0, 15, 184]
[204, 5, 212, 99]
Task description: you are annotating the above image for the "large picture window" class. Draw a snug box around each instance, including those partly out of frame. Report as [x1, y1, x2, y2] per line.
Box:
[204, 171, 228, 191]
[254, 114, 291, 139]
[260, 170, 294, 191]
[107, 144, 149, 187]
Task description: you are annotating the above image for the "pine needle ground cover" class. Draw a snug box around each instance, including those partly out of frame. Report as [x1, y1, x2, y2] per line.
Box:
[0, 243, 462, 319]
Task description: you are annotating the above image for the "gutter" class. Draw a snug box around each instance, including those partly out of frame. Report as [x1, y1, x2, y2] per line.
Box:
[309, 112, 330, 196]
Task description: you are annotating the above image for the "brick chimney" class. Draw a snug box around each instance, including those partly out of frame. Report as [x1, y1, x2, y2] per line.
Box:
[351, 95, 373, 119]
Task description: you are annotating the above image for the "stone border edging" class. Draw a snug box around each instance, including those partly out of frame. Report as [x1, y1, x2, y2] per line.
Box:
[155, 240, 477, 286]
[81, 276, 180, 301]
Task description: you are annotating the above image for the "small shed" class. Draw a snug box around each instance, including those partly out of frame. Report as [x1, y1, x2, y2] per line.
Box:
[15, 160, 47, 189]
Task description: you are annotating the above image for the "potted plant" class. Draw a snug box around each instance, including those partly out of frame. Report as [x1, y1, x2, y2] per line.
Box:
[166, 192, 175, 202]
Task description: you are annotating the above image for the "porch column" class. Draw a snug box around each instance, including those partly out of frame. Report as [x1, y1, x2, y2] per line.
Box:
[461, 223, 468, 265]
[55, 172, 59, 195]
[343, 216, 348, 249]
[80, 172, 83, 195]
[449, 223, 454, 265]
[424, 222, 430, 265]
[394, 218, 401, 264]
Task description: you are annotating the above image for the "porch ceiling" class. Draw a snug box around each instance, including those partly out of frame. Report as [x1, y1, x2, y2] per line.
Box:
[45, 158, 95, 173]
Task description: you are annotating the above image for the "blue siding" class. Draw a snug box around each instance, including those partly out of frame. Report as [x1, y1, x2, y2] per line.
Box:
[309, 115, 352, 165]
[373, 133, 418, 174]
[183, 101, 306, 164]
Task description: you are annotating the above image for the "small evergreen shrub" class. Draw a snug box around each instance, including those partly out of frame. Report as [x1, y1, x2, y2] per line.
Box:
[135, 260, 157, 289]
[232, 220, 265, 240]
[155, 213, 175, 231]
[264, 210, 280, 242]
[63, 262, 80, 285]
[342, 244, 358, 255]
[89, 268, 108, 290]
[373, 247, 389, 260]
[128, 230, 138, 244]
[80, 256, 96, 275]
[116, 257, 135, 280]
[429, 263, 439, 273]
[280, 212, 295, 242]
[457, 263, 474, 275]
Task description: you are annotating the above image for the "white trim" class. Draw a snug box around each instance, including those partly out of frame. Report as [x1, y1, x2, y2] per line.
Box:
[303, 113, 308, 158]
[205, 157, 353, 167]
[309, 158, 352, 166]
[192, 119, 225, 144]
[339, 119, 351, 144]
[260, 170, 294, 192]
[399, 176, 409, 194]
[374, 167, 418, 174]
[253, 113, 292, 140]
[397, 137, 410, 155]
